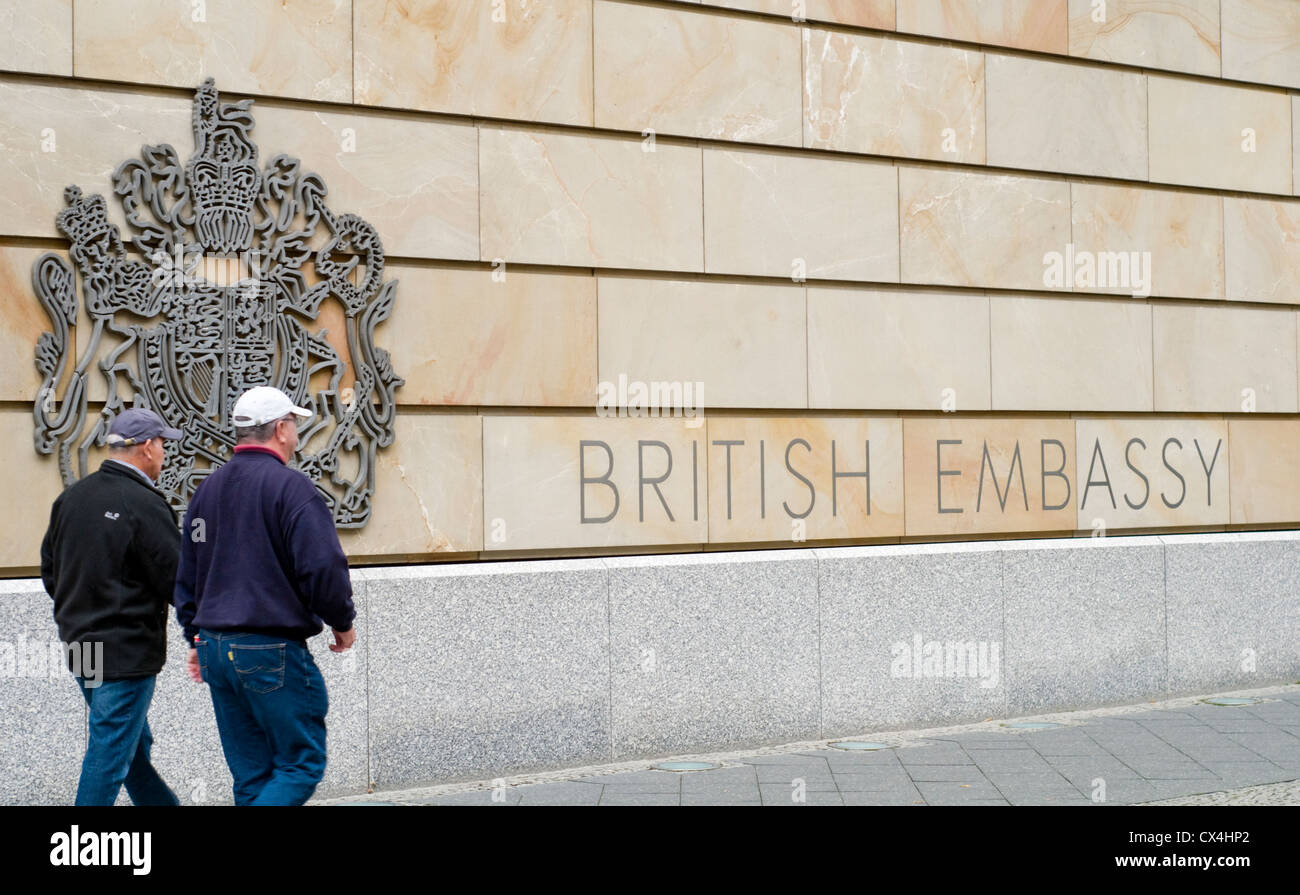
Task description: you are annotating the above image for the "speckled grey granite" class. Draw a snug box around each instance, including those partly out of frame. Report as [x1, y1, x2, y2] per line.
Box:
[363, 559, 611, 789]
[6, 531, 1300, 801]
[606, 549, 820, 759]
[1163, 531, 1300, 694]
[816, 542, 1006, 736]
[0, 576, 367, 805]
[143, 574, 369, 803]
[1002, 536, 1166, 714]
[0, 581, 84, 805]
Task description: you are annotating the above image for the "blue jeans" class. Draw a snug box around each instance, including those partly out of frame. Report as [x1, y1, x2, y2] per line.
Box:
[196, 629, 328, 806]
[74, 675, 180, 806]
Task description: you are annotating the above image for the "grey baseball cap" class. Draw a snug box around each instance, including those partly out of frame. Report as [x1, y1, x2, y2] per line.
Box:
[105, 408, 183, 446]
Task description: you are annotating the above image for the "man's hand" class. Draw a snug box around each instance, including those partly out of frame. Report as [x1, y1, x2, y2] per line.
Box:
[186, 647, 202, 682]
[330, 627, 356, 653]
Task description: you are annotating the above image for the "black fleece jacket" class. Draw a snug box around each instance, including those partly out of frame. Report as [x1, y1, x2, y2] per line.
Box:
[40, 460, 181, 679]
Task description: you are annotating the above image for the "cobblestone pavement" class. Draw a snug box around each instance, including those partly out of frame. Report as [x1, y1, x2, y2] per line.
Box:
[317, 685, 1300, 806]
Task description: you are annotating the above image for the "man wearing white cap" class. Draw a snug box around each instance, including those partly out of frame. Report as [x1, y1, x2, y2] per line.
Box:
[173, 386, 356, 806]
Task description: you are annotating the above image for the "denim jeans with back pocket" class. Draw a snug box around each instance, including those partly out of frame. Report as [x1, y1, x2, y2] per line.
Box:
[196, 629, 328, 806]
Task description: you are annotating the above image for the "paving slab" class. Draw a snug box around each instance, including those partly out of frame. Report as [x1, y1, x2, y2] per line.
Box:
[759, 787, 845, 806]
[316, 684, 1300, 807]
[599, 792, 681, 806]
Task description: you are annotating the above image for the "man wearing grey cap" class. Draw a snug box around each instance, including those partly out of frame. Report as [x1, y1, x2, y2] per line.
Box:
[40, 407, 185, 806]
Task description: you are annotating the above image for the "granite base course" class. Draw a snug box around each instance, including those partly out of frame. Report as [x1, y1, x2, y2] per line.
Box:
[2, 530, 1297, 803]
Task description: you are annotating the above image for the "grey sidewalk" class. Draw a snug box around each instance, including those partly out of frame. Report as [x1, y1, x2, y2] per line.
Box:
[317, 684, 1300, 806]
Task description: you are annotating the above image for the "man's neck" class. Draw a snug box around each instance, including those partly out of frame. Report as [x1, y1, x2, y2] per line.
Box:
[105, 457, 154, 484]
[233, 443, 288, 464]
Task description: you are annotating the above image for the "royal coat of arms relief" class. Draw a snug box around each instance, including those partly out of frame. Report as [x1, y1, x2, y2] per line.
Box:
[32, 78, 404, 528]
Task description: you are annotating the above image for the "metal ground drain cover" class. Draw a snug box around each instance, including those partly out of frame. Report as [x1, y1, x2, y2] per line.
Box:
[830, 741, 892, 751]
[1002, 721, 1064, 730]
[653, 761, 720, 772]
[1202, 697, 1259, 706]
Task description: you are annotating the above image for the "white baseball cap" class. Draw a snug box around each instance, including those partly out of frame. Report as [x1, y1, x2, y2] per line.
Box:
[231, 386, 312, 427]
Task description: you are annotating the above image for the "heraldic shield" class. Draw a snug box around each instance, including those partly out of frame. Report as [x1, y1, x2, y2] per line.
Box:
[32, 78, 404, 528]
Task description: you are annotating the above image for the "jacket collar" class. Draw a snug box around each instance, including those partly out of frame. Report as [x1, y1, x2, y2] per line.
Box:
[100, 458, 158, 490]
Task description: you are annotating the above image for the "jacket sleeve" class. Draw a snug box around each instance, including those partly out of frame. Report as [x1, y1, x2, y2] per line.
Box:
[285, 492, 356, 633]
[173, 503, 200, 647]
[135, 496, 181, 613]
[40, 497, 59, 598]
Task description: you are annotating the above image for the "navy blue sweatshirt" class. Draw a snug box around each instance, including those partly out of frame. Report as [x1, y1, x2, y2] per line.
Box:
[173, 446, 355, 647]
